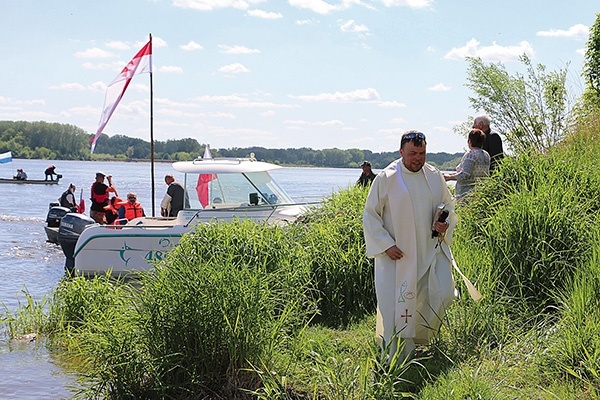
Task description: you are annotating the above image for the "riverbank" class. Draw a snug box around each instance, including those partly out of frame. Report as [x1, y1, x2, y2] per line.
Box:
[5, 118, 600, 397]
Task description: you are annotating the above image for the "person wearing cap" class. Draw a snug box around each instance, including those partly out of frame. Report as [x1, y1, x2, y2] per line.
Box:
[90, 171, 117, 224]
[117, 192, 145, 224]
[356, 161, 376, 187]
[44, 165, 58, 181]
[59, 183, 78, 212]
[14, 169, 27, 180]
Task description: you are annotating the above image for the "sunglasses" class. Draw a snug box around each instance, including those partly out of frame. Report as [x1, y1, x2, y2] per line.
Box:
[402, 132, 426, 141]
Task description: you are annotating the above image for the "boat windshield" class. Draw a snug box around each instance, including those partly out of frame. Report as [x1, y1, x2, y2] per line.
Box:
[183, 171, 294, 209]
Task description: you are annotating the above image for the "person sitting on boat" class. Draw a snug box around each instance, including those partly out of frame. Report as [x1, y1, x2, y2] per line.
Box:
[104, 196, 124, 225]
[44, 165, 58, 181]
[14, 168, 27, 180]
[59, 183, 78, 212]
[90, 171, 117, 224]
[117, 192, 145, 224]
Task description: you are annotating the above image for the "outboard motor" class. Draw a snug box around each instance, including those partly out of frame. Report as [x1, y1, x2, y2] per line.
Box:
[46, 203, 70, 228]
[57, 213, 96, 274]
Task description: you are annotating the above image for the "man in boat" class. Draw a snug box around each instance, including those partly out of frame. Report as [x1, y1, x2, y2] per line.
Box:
[44, 165, 58, 181]
[14, 168, 27, 180]
[161, 174, 188, 217]
[117, 192, 145, 223]
[90, 172, 117, 224]
[59, 183, 78, 212]
[362, 130, 457, 360]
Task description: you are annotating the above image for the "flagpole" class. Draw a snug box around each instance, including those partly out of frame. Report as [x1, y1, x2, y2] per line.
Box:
[149, 33, 156, 217]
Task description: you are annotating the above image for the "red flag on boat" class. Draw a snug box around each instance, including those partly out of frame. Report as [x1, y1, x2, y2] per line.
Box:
[196, 146, 214, 208]
[196, 174, 214, 208]
[77, 189, 85, 213]
[90, 39, 153, 153]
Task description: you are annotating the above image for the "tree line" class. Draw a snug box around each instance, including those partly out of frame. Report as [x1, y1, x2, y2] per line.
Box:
[0, 120, 462, 169]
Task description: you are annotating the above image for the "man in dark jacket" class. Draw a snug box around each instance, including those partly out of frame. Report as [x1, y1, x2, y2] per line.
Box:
[473, 115, 504, 172]
[356, 161, 376, 187]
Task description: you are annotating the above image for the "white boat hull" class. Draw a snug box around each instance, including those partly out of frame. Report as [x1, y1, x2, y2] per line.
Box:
[73, 205, 306, 275]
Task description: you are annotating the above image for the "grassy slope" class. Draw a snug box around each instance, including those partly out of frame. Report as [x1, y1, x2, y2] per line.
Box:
[4, 116, 600, 398]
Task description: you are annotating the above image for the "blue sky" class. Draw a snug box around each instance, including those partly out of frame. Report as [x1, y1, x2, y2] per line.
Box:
[1, 0, 596, 154]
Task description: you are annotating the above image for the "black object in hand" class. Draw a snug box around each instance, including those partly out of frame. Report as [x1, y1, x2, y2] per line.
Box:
[432, 210, 449, 238]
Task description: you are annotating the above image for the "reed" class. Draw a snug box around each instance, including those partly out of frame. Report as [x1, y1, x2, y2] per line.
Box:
[7, 116, 600, 397]
[297, 184, 375, 327]
[1, 290, 48, 338]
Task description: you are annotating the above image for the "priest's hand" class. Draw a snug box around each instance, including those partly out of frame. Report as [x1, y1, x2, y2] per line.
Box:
[434, 220, 449, 235]
[385, 245, 404, 260]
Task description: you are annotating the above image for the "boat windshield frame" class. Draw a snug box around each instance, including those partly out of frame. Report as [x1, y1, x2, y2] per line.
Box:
[182, 170, 294, 209]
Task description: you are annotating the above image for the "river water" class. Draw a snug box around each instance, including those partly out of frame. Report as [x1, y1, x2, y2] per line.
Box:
[0, 158, 360, 399]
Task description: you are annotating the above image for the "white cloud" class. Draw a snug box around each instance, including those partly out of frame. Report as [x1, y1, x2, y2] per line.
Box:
[180, 41, 204, 51]
[0, 96, 45, 106]
[289, 0, 430, 14]
[75, 47, 116, 59]
[208, 111, 237, 119]
[261, 110, 276, 116]
[289, 0, 338, 14]
[290, 88, 380, 102]
[378, 101, 406, 108]
[247, 9, 283, 19]
[61, 106, 98, 117]
[159, 65, 184, 73]
[536, 24, 589, 39]
[295, 19, 314, 25]
[48, 82, 86, 91]
[428, 83, 451, 91]
[192, 94, 298, 109]
[172, 0, 264, 11]
[218, 63, 251, 75]
[338, 19, 369, 34]
[194, 94, 250, 103]
[105, 41, 130, 50]
[218, 45, 261, 54]
[377, 0, 432, 8]
[444, 38, 534, 62]
[155, 98, 204, 108]
[284, 119, 344, 126]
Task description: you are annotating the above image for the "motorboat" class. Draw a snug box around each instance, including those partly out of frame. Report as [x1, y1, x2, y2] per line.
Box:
[44, 203, 72, 244]
[0, 175, 62, 185]
[57, 153, 308, 276]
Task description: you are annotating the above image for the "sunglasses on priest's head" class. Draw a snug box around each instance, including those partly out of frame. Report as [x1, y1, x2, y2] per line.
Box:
[401, 131, 426, 145]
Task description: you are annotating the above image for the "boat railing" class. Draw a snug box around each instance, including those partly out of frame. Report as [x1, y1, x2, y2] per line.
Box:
[83, 201, 321, 230]
[191, 156, 255, 165]
[183, 201, 321, 228]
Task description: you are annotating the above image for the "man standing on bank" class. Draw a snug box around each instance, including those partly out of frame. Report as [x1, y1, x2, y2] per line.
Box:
[473, 114, 504, 172]
[363, 130, 458, 360]
[356, 161, 376, 187]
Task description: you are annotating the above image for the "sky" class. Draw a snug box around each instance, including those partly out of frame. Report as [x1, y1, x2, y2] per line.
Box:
[0, 1, 597, 154]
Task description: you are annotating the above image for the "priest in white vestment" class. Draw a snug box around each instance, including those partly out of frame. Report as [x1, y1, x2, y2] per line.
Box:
[363, 130, 458, 358]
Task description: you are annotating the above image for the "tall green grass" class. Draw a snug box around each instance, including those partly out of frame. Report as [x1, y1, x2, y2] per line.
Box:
[5, 117, 600, 398]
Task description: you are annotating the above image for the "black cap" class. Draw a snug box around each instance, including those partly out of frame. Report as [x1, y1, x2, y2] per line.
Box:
[361, 161, 371, 167]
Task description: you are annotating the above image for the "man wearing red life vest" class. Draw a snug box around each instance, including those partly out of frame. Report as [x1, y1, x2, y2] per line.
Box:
[90, 172, 117, 224]
[117, 192, 145, 224]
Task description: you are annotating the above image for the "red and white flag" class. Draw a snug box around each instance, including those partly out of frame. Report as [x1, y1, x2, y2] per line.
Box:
[90, 39, 152, 153]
